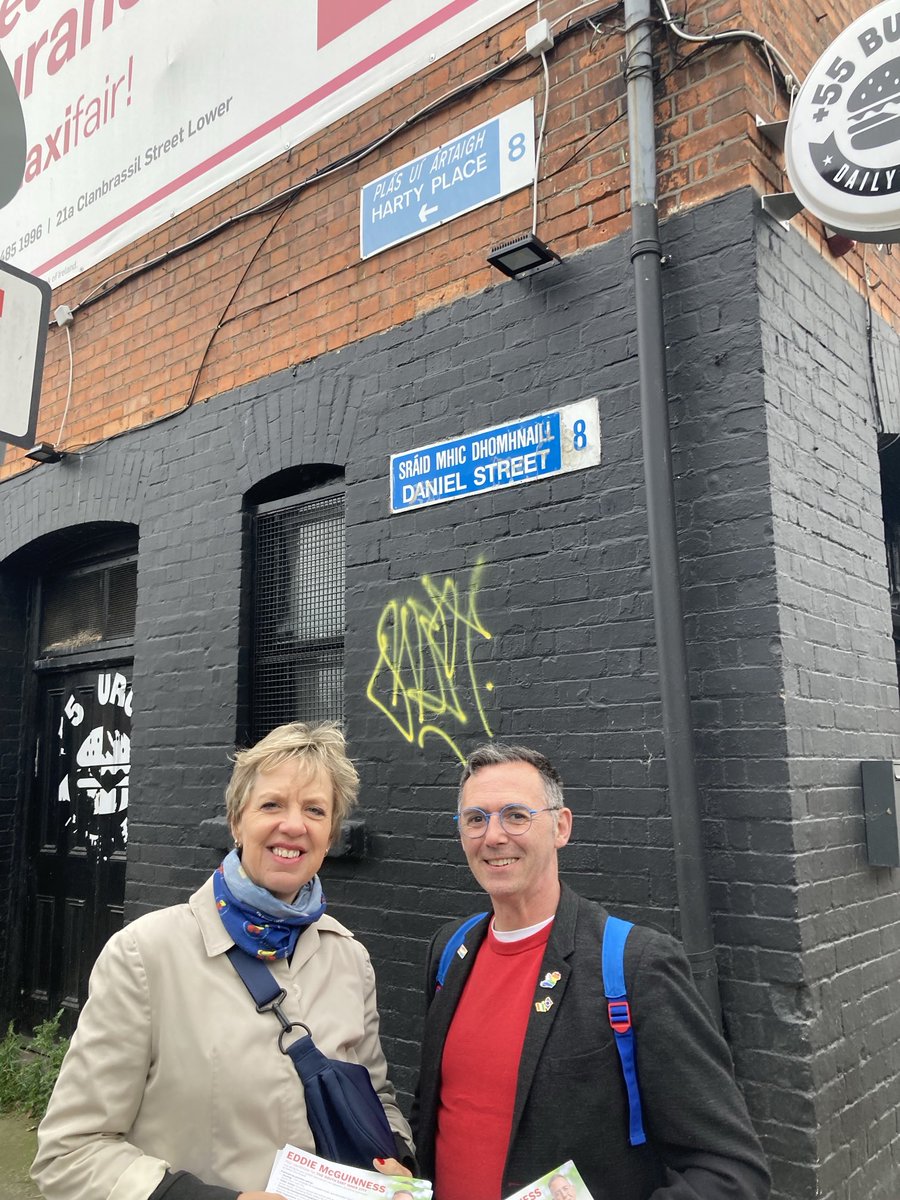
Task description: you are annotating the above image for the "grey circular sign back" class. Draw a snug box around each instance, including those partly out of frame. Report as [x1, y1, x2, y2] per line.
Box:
[0, 49, 25, 210]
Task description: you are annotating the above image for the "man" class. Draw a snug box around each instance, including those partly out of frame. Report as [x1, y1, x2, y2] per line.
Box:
[411, 744, 770, 1200]
[548, 1173, 576, 1200]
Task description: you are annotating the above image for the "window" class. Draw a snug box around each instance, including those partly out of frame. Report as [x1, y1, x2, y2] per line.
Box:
[39, 556, 137, 656]
[250, 482, 345, 740]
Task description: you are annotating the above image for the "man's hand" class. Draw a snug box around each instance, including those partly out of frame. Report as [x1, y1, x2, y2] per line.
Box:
[237, 1192, 288, 1199]
[373, 1157, 413, 1178]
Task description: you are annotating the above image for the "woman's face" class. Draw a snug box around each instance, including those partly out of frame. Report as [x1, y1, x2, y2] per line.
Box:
[232, 759, 334, 903]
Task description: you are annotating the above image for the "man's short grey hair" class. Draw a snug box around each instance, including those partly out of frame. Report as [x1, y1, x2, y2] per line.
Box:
[458, 743, 564, 810]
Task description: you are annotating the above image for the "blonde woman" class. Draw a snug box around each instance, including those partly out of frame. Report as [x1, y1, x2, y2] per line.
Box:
[34, 722, 412, 1200]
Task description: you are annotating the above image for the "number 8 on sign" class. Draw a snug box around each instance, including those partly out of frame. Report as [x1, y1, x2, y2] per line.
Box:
[508, 132, 527, 162]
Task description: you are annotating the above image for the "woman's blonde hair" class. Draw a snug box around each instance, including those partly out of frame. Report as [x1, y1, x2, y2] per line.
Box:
[226, 721, 359, 842]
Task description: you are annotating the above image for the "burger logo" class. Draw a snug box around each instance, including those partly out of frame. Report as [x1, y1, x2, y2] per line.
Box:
[785, 1, 900, 240]
[847, 59, 900, 151]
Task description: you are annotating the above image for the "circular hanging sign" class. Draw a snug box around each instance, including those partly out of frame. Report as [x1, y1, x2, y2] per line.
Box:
[786, 1, 900, 241]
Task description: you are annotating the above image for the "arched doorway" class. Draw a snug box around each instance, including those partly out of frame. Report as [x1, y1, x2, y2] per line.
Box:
[13, 526, 137, 1031]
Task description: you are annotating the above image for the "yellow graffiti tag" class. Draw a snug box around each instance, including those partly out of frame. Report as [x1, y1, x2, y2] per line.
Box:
[366, 559, 494, 762]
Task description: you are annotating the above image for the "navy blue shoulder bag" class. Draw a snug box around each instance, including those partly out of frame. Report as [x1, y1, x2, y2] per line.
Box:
[226, 945, 397, 1169]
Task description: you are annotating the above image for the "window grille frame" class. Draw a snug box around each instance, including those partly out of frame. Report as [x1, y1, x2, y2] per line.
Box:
[36, 553, 138, 664]
[249, 482, 345, 741]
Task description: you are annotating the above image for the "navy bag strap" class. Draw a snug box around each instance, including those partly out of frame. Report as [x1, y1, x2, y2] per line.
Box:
[602, 915, 647, 1147]
[226, 945, 287, 1011]
[435, 912, 488, 989]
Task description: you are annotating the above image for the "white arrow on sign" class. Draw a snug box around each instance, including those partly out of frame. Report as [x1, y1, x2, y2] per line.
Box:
[0, 259, 51, 449]
[419, 202, 439, 222]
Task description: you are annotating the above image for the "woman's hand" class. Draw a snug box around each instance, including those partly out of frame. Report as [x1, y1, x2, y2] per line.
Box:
[373, 1157, 413, 1178]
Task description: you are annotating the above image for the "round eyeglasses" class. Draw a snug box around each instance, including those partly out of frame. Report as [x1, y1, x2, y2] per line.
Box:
[454, 804, 556, 838]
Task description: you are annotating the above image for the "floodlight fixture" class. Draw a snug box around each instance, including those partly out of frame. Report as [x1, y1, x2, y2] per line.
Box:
[487, 232, 562, 279]
[25, 441, 64, 464]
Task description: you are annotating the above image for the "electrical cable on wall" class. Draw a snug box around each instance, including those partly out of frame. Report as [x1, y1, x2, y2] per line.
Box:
[61, 6, 631, 324]
[184, 198, 298, 410]
[654, 0, 798, 95]
[532, 50, 551, 235]
[63, 49, 538, 321]
[55, 323, 74, 447]
[56, 1, 799, 328]
[864, 244, 887, 435]
[49, 0, 804, 455]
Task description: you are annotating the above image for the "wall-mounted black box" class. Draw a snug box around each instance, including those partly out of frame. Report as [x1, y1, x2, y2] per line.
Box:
[860, 762, 900, 868]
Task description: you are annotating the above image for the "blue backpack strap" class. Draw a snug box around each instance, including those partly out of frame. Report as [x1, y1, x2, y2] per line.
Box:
[435, 912, 488, 989]
[602, 916, 647, 1147]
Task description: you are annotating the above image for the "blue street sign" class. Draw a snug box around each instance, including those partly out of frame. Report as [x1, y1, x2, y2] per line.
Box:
[360, 99, 534, 259]
[390, 398, 601, 513]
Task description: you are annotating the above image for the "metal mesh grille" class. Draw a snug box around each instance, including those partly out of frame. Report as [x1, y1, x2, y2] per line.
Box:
[252, 493, 344, 739]
[39, 560, 137, 653]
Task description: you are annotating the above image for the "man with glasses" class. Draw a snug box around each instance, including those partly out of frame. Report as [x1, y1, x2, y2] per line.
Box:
[547, 1173, 577, 1200]
[411, 744, 769, 1200]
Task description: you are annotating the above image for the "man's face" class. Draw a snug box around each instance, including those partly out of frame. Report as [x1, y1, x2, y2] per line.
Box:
[549, 1176, 576, 1200]
[458, 762, 571, 925]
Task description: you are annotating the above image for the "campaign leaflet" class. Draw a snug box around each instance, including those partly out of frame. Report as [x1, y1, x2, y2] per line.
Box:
[265, 1147, 590, 1200]
[265, 1145, 432, 1200]
[504, 1160, 593, 1200]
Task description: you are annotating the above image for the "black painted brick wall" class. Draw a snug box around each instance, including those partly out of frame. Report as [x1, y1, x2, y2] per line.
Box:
[758, 214, 900, 1200]
[0, 187, 899, 1196]
[0, 570, 28, 1015]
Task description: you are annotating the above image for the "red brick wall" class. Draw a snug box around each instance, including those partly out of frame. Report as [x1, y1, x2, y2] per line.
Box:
[5, 0, 898, 480]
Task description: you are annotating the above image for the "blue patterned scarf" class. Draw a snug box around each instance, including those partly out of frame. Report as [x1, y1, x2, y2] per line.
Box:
[213, 848, 326, 960]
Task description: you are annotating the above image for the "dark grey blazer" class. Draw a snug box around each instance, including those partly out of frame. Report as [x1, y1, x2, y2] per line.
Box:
[411, 884, 770, 1200]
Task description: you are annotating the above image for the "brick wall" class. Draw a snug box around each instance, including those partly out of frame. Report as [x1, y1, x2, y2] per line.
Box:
[0, 569, 28, 1016]
[760, 209, 900, 1199]
[3, 0, 899, 484]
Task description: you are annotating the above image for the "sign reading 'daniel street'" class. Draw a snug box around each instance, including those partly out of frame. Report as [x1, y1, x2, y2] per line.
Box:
[361, 99, 535, 258]
[786, 0, 900, 240]
[0, 258, 51, 449]
[390, 397, 601, 513]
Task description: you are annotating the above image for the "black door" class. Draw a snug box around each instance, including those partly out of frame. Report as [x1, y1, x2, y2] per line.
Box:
[21, 664, 131, 1031]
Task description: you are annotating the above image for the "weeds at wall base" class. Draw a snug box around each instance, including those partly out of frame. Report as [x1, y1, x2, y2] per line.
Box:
[0, 1013, 68, 1120]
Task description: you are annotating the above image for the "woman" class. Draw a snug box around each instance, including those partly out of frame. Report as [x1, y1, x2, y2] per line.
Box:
[33, 722, 413, 1200]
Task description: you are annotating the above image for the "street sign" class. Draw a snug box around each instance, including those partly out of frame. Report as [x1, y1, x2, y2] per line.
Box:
[0, 259, 52, 449]
[390, 397, 601, 513]
[360, 99, 535, 259]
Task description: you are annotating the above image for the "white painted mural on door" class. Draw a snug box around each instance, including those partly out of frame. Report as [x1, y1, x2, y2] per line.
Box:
[57, 670, 132, 856]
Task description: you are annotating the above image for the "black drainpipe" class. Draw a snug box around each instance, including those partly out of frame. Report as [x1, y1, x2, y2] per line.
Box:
[623, 0, 721, 1023]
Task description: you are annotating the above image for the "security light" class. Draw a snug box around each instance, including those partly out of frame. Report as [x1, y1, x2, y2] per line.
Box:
[487, 233, 562, 279]
[25, 441, 64, 464]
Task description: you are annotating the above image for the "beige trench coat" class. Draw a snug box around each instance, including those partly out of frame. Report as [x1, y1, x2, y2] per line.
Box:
[32, 877, 413, 1200]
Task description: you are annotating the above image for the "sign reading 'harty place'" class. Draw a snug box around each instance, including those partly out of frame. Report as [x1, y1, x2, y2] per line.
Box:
[786, 0, 900, 240]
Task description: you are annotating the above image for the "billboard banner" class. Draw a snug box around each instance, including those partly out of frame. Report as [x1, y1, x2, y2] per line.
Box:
[0, 0, 531, 286]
